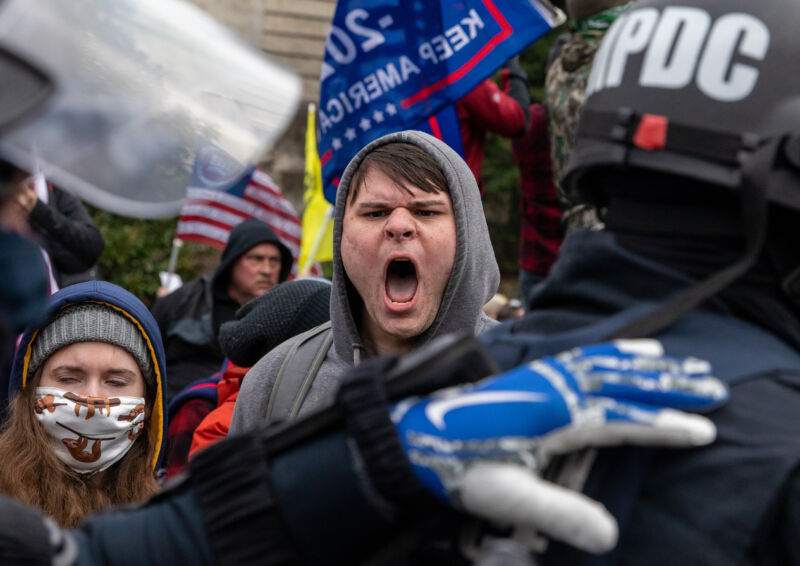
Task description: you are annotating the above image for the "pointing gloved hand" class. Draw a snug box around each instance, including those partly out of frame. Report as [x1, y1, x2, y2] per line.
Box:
[390, 339, 728, 554]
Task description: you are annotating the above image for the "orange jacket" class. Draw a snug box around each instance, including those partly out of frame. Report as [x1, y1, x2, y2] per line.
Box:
[188, 362, 249, 460]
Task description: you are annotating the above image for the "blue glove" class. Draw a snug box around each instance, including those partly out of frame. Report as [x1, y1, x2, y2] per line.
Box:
[391, 339, 728, 554]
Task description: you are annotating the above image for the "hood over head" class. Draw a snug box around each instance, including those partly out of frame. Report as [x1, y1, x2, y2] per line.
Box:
[331, 130, 499, 362]
[10, 281, 167, 472]
[212, 218, 293, 295]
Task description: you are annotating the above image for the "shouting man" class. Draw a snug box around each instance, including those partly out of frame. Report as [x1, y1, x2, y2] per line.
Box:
[231, 131, 500, 428]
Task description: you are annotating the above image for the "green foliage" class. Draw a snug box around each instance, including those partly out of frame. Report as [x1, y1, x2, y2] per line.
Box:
[482, 136, 521, 278]
[88, 207, 219, 307]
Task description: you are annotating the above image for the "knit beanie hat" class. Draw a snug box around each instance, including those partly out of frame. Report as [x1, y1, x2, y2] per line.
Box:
[565, 0, 629, 21]
[219, 278, 331, 367]
[28, 303, 155, 387]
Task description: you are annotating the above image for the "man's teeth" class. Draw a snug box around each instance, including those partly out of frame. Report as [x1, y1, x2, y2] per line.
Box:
[386, 258, 417, 304]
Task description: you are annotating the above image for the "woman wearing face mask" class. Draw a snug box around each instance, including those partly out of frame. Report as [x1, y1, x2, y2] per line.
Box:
[0, 280, 167, 527]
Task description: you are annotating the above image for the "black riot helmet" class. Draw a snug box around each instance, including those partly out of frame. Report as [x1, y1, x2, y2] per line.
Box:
[562, 0, 800, 338]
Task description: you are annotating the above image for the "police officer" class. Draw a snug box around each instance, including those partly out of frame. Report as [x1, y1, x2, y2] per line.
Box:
[488, 0, 800, 563]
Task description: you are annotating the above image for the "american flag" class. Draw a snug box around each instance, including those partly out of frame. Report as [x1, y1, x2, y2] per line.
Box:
[177, 167, 319, 277]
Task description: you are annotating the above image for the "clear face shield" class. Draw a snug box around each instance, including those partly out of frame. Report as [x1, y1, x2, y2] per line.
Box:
[0, 0, 300, 217]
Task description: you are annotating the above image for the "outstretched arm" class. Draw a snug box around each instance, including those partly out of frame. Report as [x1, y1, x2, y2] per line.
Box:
[0, 337, 727, 566]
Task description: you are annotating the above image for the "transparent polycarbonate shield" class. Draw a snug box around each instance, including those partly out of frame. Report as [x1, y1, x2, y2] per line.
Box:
[0, 0, 300, 218]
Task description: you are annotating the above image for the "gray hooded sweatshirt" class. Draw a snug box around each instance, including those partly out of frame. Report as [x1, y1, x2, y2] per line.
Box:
[230, 130, 500, 433]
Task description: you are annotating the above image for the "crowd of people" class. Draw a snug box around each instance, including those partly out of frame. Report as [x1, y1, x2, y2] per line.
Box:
[0, 0, 799, 564]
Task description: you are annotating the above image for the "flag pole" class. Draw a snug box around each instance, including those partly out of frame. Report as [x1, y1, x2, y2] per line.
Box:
[167, 237, 183, 277]
[157, 235, 184, 297]
[299, 206, 332, 277]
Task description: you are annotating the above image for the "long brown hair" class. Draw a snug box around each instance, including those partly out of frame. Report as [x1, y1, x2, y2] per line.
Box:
[0, 375, 159, 527]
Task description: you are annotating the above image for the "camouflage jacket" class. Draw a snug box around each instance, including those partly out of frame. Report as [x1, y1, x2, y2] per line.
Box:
[544, 30, 604, 232]
[543, 4, 631, 232]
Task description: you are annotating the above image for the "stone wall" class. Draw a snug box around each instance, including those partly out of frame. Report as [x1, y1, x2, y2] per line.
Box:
[187, 0, 335, 208]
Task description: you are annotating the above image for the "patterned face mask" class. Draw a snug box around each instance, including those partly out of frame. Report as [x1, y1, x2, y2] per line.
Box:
[34, 387, 146, 474]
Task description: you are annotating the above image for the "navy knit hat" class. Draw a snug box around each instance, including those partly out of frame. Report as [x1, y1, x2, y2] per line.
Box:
[219, 278, 331, 367]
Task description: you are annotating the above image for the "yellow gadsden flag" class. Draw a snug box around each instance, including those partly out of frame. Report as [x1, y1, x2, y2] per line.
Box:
[299, 103, 334, 275]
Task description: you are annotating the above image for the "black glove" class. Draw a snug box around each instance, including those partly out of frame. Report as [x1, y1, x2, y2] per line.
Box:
[0, 495, 67, 566]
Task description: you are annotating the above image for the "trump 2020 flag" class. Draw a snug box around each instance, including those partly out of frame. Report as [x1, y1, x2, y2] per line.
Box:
[318, 0, 564, 203]
[177, 143, 313, 276]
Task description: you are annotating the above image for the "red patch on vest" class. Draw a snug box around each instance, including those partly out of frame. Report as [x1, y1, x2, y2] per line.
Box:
[633, 114, 669, 151]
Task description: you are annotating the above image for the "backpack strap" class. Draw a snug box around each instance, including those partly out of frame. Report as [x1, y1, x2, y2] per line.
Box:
[266, 321, 334, 423]
[166, 372, 222, 422]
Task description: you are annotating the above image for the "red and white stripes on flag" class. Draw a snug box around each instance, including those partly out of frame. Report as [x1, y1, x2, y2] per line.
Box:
[177, 168, 318, 277]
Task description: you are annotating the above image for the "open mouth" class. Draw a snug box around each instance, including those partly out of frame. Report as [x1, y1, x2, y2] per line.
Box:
[385, 258, 418, 304]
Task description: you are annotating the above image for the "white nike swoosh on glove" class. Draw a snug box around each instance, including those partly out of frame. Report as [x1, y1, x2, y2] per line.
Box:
[426, 391, 549, 430]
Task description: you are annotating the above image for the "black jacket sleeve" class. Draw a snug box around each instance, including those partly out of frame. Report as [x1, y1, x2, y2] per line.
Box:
[0, 429, 405, 566]
[28, 187, 104, 274]
[33, 428, 409, 566]
[0, 339, 487, 566]
[72, 487, 215, 566]
[749, 469, 800, 564]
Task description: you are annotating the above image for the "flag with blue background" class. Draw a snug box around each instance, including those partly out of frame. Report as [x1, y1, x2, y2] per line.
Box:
[318, 0, 564, 203]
